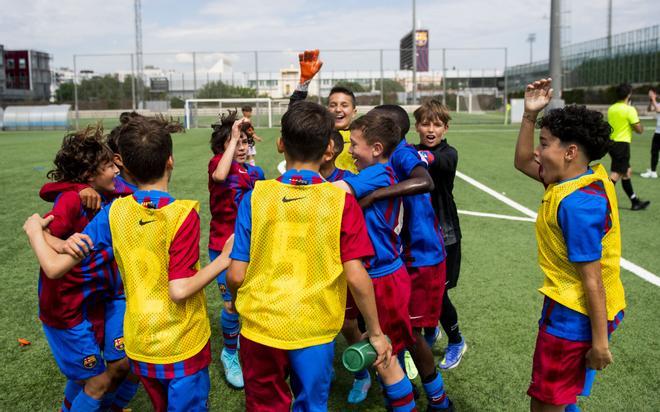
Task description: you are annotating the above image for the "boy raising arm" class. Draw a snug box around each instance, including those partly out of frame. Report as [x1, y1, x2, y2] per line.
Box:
[514, 79, 625, 412]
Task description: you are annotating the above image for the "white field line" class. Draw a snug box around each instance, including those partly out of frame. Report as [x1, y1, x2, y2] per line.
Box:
[458, 209, 536, 222]
[455, 171, 660, 287]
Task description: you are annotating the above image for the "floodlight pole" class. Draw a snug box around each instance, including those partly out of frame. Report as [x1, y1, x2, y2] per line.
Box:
[607, 0, 613, 55]
[192, 52, 197, 98]
[254, 51, 260, 128]
[442, 48, 447, 105]
[130, 54, 136, 110]
[412, 0, 417, 105]
[504, 47, 508, 118]
[73, 54, 79, 129]
[549, 0, 562, 98]
[380, 49, 384, 105]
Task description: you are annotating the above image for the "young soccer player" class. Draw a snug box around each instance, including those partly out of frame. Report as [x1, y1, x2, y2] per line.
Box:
[354, 105, 450, 408]
[208, 110, 260, 389]
[321, 130, 355, 182]
[241, 106, 263, 166]
[334, 113, 453, 411]
[39, 112, 141, 208]
[414, 100, 467, 369]
[641, 87, 660, 179]
[28, 126, 131, 412]
[227, 101, 399, 411]
[514, 78, 626, 412]
[607, 83, 650, 210]
[24, 116, 233, 412]
[291, 49, 359, 173]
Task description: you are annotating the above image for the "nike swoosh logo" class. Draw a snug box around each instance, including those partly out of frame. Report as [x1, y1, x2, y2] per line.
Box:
[282, 196, 305, 203]
[139, 219, 156, 226]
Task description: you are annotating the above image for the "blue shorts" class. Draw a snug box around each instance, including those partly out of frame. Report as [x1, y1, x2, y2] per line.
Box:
[140, 367, 210, 412]
[209, 249, 232, 302]
[43, 318, 106, 381]
[103, 297, 126, 362]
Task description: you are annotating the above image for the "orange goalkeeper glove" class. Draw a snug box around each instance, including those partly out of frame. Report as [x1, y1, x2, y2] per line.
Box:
[299, 49, 323, 84]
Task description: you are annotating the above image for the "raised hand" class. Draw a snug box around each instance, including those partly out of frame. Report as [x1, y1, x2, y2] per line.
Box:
[524, 78, 554, 114]
[299, 49, 323, 84]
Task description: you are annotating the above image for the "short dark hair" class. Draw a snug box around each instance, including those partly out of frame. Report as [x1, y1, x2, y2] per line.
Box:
[537, 104, 612, 161]
[330, 130, 344, 156]
[117, 116, 183, 184]
[371, 105, 409, 140]
[47, 125, 114, 183]
[615, 83, 632, 101]
[350, 114, 401, 157]
[210, 110, 253, 155]
[108, 111, 144, 153]
[329, 86, 356, 107]
[241, 105, 252, 113]
[281, 101, 335, 162]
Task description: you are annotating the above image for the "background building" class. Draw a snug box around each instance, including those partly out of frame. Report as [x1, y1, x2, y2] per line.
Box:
[0, 45, 52, 103]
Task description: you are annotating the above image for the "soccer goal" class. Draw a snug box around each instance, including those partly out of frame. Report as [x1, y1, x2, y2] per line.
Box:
[184, 98, 273, 129]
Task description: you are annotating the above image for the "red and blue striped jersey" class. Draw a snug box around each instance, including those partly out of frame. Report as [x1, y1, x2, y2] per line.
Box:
[344, 163, 404, 277]
[325, 167, 356, 183]
[208, 153, 262, 251]
[38, 190, 119, 329]
[390, 139, 445, 267]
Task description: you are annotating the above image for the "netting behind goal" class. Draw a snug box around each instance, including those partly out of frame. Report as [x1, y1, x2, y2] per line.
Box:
[184, 98, 273, 129]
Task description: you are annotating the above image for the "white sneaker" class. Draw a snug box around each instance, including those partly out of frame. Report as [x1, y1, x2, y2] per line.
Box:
[641, 169, 658, 178]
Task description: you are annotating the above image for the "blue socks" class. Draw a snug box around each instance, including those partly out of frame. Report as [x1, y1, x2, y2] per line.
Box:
[384, 377, 416, 412]
[112, 379, 139, 408]
[354, 368, 369, 381]
[221, 309, 240, 354]
[62, 380, 83, 412]
[70, 390, 102, 412]
[422, 372, 450, 409]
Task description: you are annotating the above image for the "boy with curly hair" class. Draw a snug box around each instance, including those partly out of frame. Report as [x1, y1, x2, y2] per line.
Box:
[514, 79, 626, 412]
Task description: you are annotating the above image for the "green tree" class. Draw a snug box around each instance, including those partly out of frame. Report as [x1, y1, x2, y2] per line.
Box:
[333, 81, 365, 92]
[375, 79, 405, 93]
[197, 81, 257, 99]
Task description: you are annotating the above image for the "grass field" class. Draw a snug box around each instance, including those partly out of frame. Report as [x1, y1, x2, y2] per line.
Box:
[1, 115, 658, 411]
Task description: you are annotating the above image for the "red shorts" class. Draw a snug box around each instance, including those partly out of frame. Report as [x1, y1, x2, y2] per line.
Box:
[345, 289, 359, 320]
[527, 328, 592, 406]
[408, 261, 446, 328]
[371, 265, 414, 355]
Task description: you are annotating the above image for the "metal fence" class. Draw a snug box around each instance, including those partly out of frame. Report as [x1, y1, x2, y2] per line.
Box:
[506, 25, 659, 92]
[64, 47, 509, 125]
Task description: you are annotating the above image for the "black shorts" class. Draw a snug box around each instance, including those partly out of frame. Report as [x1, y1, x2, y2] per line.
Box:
[444, 241, 461, 289]
[609, 141, 630, 174]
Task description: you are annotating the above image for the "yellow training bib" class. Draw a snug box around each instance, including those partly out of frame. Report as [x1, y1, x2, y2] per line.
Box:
[335, 129, 358, 174]
[236, 180, 347, 349]
[109, 197, 210, 364]
[535, 164, 625, 320]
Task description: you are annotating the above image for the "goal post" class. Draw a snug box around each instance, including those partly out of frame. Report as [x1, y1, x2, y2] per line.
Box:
[184, 98, 273, 130]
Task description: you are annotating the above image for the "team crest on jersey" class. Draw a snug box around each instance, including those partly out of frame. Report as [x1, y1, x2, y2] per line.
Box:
[83, 355, 97, 369]
[114, 337, 125, 351]
[219, 284, 227, 294]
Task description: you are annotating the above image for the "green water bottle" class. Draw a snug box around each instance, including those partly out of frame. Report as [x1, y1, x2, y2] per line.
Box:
[342, 336, 390, 372]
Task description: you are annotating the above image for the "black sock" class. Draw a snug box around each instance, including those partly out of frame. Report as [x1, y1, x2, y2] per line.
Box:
[440, 292, 461, 344]
[651, 151, 659, 172]
[621, 179, 637, 201]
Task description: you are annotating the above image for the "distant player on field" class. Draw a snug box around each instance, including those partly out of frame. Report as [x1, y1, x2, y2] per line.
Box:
[607, 83, 650, 210]
[640, 87, 660, 179]
[241, 105, 263, 166]
[514, 78, 626, 412]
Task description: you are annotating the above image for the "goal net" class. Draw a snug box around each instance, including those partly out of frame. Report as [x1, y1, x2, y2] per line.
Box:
[184, 98, 273, 129]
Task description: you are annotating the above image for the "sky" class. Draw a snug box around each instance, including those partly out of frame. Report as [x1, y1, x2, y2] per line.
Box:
[1, 0, 657, 75]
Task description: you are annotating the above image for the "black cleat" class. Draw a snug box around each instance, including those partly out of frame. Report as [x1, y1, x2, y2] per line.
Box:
[631, 199, 650, 211]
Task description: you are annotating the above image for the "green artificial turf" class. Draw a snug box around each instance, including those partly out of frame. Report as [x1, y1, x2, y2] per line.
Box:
[0, 115, 658, 411]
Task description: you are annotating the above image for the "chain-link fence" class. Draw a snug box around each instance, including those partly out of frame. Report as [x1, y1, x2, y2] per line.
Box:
[63, 46, 509, 127]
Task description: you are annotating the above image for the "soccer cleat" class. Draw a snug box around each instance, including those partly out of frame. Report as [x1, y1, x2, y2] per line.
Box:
[439, 338, 467, 370]
[640, 169, 658, 179]
[631, 199, 650, 211]
[347, 372, 371, 404]
[221, 348, 244, 389]
[426, 399, 455, 411]
[404, 350, 419, 380]
[424, 326, 441, 348]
